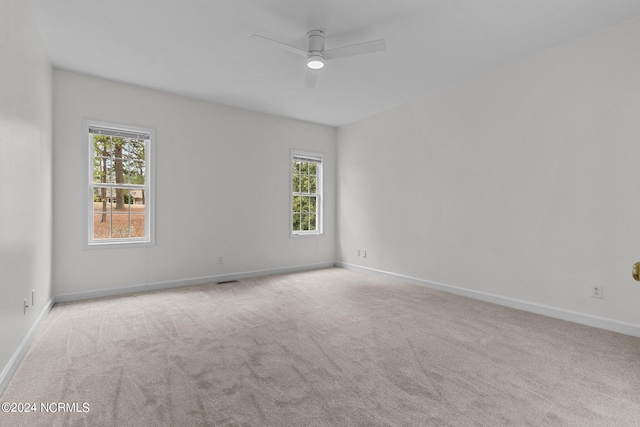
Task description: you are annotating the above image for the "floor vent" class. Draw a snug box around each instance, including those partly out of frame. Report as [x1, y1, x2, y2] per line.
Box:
[216, 280, 239, 285]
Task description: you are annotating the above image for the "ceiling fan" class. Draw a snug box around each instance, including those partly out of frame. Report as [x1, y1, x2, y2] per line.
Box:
[249, 30, 386, 88]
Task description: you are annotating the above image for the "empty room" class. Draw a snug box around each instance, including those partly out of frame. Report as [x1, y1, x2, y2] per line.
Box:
[2, 0, 640, 425]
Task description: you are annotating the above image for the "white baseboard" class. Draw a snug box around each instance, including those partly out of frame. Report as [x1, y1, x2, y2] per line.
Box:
[0, 298, 54, 395]
[336, 262, 640, 339]
[8, 261, 635, 397]
[55, 262, 336, 303]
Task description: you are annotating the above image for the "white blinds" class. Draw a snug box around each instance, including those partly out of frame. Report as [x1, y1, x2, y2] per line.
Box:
[89, 126, 150, 140]
[292, 154, 322, 164]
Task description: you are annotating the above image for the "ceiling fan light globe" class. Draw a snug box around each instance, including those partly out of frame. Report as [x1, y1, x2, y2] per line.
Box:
[307, 56, 325, 69]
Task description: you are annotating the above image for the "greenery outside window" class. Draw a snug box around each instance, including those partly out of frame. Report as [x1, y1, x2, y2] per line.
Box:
[86, 121, 154, 246]
[291, 151, 323, 236]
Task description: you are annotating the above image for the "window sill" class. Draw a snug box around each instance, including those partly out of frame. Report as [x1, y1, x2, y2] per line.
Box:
[290, 232, 323, 238]
[85, 239, 154, 250]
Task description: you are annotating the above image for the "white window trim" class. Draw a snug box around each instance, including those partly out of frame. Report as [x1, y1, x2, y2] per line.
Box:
[83, 119, 155, 249]
[290, 150, 323, 237]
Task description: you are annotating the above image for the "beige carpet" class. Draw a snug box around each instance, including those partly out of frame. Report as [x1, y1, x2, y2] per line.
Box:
[2, 268, 640, 426]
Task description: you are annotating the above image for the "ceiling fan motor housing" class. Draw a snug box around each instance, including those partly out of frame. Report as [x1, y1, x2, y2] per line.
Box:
[306, 30, 325, 67]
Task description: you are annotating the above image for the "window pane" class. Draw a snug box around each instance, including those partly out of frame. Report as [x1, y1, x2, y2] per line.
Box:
[301, 196, 309, 213]
[309, 176, 317, 193]
[110, 213, 130, 238]
[122, 160, 145, 185]
[125, 139, 146, 185]
[293, 195, 301, 213]
[93, 187, 114, 240]
[129, 213, 146, 237]
[301, 163, 308, 174]
[309, 163, 317, 175]
[94, 156, 115, 184]
[112, 138, 126, 188]
[93, 158, 104, 182]
[128, 140, 145, 161]
[300, 175, 309, 193]
[122, 139, 138, 160]
[94, 212, 112, 240]
[310, 196, 317, 213]
[93, 187, 113, 212]
[122, 160, 133, 184]
[301, 213, 309, 231]
[111, 188, 126, 209]
[293, 173, 300, 193]
[92, 155, 117, 184]
[309, 213, 316, 231]
[94, 136, 114, 183]
[127, 189, 146, 206]
[134, 161, 146, 185]
[293, 213, 301, 231]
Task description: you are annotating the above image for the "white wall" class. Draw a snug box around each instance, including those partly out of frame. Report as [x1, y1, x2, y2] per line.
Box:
[337, 16, 640, 329]
[53, 70, 336, 296]
[0, 0, 52, 386]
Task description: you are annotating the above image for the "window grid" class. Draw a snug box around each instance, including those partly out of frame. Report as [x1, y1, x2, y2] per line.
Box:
[88, 123, 151, 245]
[291, 153, 322, 235]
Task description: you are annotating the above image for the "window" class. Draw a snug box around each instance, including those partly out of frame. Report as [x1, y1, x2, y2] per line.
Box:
[86, 121, 154, 246]
[291, 151, 323, 235]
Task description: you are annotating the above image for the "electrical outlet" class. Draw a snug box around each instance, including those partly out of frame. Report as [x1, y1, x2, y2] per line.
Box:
[591, 285, 603, 299]
[218, 257, 224, 264]
[362, 250, 367, 258]
[23, 299, 29, 315]
[356, 250, 361, 257]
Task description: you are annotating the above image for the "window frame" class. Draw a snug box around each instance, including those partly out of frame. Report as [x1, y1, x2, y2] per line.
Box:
[290, 150, 323, 237]
[83, 119, 155, 248]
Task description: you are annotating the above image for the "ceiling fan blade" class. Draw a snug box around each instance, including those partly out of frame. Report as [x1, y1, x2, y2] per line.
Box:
[304, 69, 318, 88]
[249, 34, 306, 57]
[324, 39, 386, 61]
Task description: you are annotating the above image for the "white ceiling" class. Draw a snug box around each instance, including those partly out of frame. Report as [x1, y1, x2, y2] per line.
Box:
[29, 0, 640, 127]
